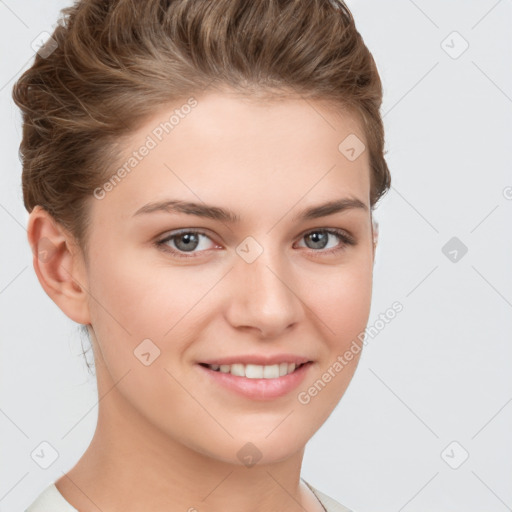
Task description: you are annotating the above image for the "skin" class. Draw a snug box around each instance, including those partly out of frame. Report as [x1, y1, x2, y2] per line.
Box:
[28, 90, 378, 512]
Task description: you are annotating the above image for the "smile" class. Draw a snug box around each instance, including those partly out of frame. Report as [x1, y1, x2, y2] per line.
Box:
[200, 362, 307, 379]
[197, 361, 313, 400]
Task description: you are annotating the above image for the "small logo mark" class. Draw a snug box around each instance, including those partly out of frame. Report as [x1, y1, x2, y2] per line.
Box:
[442, 236, 468, 263]
[441, 31, 469, 60]
[134, 338, 161, 366]
[31, 441, 59, 469]
[236, 442, 263, 468]
[38, 237, 58, 263]
[236, 236, 264, 264]
[503, 186, 512, 200]
[338, 133, 366, 162]
[31, 31, 58, 59]
[441, 440, 469, 469]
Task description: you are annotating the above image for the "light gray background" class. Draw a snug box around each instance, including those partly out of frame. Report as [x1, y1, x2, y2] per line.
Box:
[1, 1, 511, 511]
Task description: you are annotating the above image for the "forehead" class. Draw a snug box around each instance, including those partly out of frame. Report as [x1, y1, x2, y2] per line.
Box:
[91, 91, 371, 223]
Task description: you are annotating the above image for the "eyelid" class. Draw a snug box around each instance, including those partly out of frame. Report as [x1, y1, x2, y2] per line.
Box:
[295, 226, 355, 244]
[293, 227, 356, 254]
[155, 226, 356, 258]
[156, 228, 220, 254]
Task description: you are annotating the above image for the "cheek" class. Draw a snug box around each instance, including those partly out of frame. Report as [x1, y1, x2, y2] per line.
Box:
[86, 246, 217, 372]
[303, 258, 373, 348]
[85, 248, 165, 370]
[87, 246, 176, 332]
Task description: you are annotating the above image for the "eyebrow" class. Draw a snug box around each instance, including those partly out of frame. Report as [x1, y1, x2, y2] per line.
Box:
[132, 197, 368, 223]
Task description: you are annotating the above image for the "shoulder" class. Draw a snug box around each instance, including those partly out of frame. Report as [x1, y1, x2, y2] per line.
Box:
[303, 479, 356, 512]
[25, 483, 78, 512]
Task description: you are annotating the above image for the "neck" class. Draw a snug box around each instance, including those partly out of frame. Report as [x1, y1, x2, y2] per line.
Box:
[55, 363, 324, 512]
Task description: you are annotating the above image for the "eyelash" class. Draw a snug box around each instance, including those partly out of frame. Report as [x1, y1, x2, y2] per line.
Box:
[155, 228, 356, 259]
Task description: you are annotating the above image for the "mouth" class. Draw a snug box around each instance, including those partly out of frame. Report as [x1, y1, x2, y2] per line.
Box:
[196, 360, 314, 400]
[198, 361, 310, 379]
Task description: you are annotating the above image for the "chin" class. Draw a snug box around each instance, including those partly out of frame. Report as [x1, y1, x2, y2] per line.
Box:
[186, 430, 309, 467]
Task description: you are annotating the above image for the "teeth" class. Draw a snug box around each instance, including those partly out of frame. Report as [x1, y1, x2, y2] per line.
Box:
[206, 362, 302, 379]
[231, 363, 245, 377]
[246, 364, 264, 378]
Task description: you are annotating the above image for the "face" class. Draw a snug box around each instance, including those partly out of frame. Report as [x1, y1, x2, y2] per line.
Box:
[81, 91, 375, 465]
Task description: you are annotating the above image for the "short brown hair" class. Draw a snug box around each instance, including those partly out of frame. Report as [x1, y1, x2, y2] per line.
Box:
[13, 0, 390, 257]
[13, 0, 391, 373]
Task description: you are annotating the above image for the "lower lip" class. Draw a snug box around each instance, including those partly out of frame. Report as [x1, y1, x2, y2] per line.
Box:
[197, 362, 313, 400]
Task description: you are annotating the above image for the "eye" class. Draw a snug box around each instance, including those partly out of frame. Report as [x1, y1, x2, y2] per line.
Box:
[295, 228, 356, 256]
[155, 227, 356, 259]
[155, 229, 219, 258]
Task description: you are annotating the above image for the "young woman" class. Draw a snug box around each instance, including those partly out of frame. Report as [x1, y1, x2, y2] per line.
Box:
[13, 0, 390, 511]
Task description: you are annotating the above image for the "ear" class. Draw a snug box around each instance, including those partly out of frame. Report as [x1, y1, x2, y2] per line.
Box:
[27, 205, 91, 325]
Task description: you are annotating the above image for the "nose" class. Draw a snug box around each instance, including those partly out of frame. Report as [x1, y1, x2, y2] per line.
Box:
[224, 245, 304, 338]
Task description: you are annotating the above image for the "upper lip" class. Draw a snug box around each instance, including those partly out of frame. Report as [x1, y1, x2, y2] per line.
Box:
[199, 354, 312, 366]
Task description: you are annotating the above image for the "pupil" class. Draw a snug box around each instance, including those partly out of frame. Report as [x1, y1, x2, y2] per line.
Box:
[176, 233, 199, 251]
[307, 231, 327, 249]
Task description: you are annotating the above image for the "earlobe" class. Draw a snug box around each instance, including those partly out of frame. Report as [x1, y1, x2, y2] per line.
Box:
[27, 206, 91, 325]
